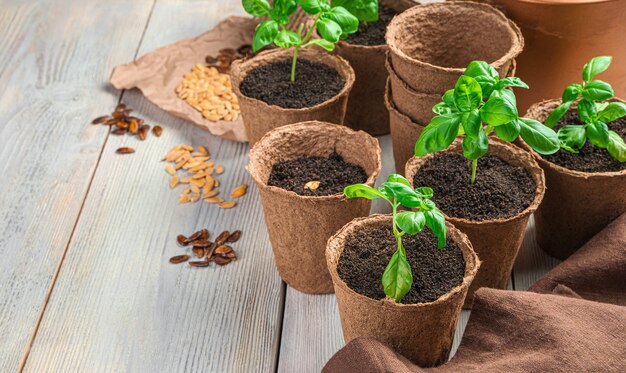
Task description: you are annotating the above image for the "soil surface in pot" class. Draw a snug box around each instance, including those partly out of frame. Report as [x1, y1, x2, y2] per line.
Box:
[239, 59, 344, 109]
[337, 225, 465, 304]
[412, 153, 535, 221]
[268, 152, 366, 196]
[345, 4, 398, 46]
[541, 110, 626, 173]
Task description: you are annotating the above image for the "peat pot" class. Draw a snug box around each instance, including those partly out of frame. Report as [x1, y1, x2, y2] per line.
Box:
[247, 121, 381, 293]
[326, 214, 479, 366]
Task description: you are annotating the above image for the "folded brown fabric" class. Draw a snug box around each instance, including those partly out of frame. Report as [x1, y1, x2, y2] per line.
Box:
[324, 288, 626, 372]
[530, 213, 626, 305]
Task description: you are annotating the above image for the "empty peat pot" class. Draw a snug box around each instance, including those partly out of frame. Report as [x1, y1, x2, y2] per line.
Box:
[521, 99, 626, 260]
[405, 139, 545, 307]
[385, 1, 522, 93]
[247, 121, 381, 293]
[334, 0, 416, 136]
[326, 214, 479, 367]
[231, 48, 355, 146]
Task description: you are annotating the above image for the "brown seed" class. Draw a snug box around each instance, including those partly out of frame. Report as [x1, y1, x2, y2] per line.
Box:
[111, 128, 127, 135]
[116, 103, 126, 111]
[213, 256, 232, 266]
[189, 260, 211, 268]
[129, 119, 138, 134]
[227, 230, 241, 243]
[214, 231, 230, 246]
[177, 234, 188, 246]
[215, 245, 233, 254]
[219, 201, 236, 209]
[226, 251, 238, 260]
[304, 181, 320, 190]
[92, 115, 110, 124]
[104, 118, 117, 126]
[192, 247, 204, 258]
[205, 55, 217, 64]
[192, 240, 212, 248]
[116, 147, 135, 154]
[187, 229, 205, 243]
[152, 125, 163, 137]
[138, 126, 148, 141]
[199, 228, 209, 240]
[169, 255, 190, 264]
[230, 184, 247, 198]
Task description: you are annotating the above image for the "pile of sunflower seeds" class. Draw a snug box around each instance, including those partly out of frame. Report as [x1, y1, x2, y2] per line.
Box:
[169, 229, 241, 267]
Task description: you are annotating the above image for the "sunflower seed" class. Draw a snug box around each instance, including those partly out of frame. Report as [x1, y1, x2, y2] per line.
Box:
[169, 255, 190, 264]
[152, 126, 163, 137]
[227, 230, 241, 243]
[116, 147, 135, 154]
[215, 231, 230, 246]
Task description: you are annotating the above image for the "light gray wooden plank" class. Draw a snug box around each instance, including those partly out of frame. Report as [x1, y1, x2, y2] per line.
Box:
[0, 1, 154, 371]
[24, 1, 283, 372]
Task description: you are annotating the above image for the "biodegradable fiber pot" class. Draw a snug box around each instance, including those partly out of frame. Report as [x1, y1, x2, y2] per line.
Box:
[231, 48, 355, 146]
[326, 214, 479, 367]
[334, 0, 417, 136]
[247, 121, 381, 294]
[523, 99, 626, 260]
[405, 140, 545, 307]
[386, 1, 523, 94]
[384, 79, 424, 174]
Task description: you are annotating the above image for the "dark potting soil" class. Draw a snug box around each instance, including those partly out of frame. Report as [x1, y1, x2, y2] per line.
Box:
[267, 152, 367, 196]
[412, 153, 536, 221]
[345, 5, 399, 46]
[337, 225, 465, 304]
[239, 59, 345, 109]
[541, 109, 626, 173]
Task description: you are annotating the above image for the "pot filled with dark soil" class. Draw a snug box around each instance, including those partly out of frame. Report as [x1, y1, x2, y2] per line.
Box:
[406, 139, 545, 307]
[334, 0, 416, 136]
[326, 214, 479, 366]
[385, 1, 523, 94]
[231, 48, 355, 146]
[247, 121, 381, 293]
[384, 79, 424, 174]
[521, 99, 626, 259]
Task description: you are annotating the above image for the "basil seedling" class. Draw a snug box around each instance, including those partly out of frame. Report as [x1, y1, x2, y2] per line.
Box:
[544, 56, 626, 162]
[414, 61, 560, 184]
[344, 174, 446, 303]
[242, 0, 378, 82]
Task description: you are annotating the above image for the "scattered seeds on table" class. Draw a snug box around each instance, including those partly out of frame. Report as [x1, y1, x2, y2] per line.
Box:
[219, 201, 236, 209]
[116, 147, 135, 154]
[230, 184, 247, 198]
[169, 255, 190, 264]
[169, 229, 241, 269]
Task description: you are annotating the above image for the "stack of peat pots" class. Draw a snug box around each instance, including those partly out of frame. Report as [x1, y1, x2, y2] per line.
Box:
[384, 1, 523, 173]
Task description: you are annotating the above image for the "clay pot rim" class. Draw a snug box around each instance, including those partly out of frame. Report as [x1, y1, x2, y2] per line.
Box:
[246, 121, 382, 202]
[522, 98, 626, 179]
[384, 78, 426, 127]
[231, 48, 355, 113]
[405, 139, 547, 225]
[326, 214, 480, 310]
[385, 1, 523, 74]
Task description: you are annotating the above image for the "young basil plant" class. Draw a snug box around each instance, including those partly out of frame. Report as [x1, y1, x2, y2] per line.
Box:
[544, 56, 626, 162]
[414, 60, 560, 184]
[242, 0, 378, 82]
[344, 174, 446, 303]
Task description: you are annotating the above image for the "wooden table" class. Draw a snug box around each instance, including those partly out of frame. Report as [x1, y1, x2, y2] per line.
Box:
[0, 1, 561, 371]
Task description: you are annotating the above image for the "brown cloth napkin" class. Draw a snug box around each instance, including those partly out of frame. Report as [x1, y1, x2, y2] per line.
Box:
[324, 213, 626, 372]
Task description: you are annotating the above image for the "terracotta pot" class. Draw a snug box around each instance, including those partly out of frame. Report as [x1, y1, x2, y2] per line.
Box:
[335, 0, 417, 136]
[384, 79, 425, 174]
[326, 214, 479, 367]
[483, 0, 626, 113]
[247, 121, 381, 294]
[521, 99, 626, 260]
[231, 48, 355, 146]
[386, 1, 523, 94]
[405, 139, 545, 308]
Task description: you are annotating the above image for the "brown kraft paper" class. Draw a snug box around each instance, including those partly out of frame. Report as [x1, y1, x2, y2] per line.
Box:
[231, 48, 355, 147]
[385, 1, 523, 94]
[247, 122, 381, 294]
[522, 99, 626, 260]
[334, 0, 417, 136]
[405, 139, 546, 308]
[326, 214, 480, 367]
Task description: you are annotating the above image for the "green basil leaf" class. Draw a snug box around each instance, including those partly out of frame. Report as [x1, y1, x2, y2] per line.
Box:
[442, 89, 456, 108]
[415, 187, 434, 199]
[607, 131, 626, 162]
[303, 38, 335, 51]
[518, 117, 560, 155]
[271, 0, 297, 18]
[480, 95, 518, 126]
[494, 119, 521, 142]
[332, 0, 378, 22]
[544, 101, 572, 128]
[326, 6, 359, 36]
[490, 87, 517, 109]
[316, 17, 342, 42]
[577, 99, 597, 123]
[242, 0, 271, 16]
[344, 184, 387, 200]
[381, 182, 422, 208]
[557, 125, 586, 151]
[462, 129, 488, 160]
[382, 249, 412, 302]
[597, 102, 626, 123]
[296, 0, 321, 14]
[252, 20, 279, 52]
[463, 60, 498, 80]
[582, 80, 614, 101]
[586, 121, 610, 148]
[461, 109, 481, 138]
[395, 211, 426, 235]
[494, 77, 529, 90]
[454, 76, 483, 112]
[432, 102, 455, 115]
[386, 174, 410, 186]
[582, 56, 612, 81]
[562, 84, 582, 102]
[414, 114, 462, 156]
[424, 209, 447, 248]
[273, 29, 302, 48]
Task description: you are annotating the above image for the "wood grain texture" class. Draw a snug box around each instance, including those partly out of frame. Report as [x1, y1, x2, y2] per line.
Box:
[0, 1, 153, 371]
